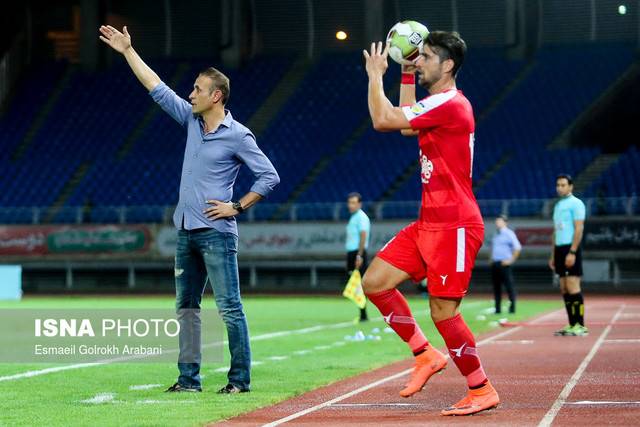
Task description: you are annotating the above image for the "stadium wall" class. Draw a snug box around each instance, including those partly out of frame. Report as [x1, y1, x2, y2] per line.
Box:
[2, 218, 639, 294]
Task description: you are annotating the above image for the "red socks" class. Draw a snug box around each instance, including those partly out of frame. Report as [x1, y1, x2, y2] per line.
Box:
[366, 289, 428, 354]
[435, 313, 487, 388]
[367, 290, 488, 388]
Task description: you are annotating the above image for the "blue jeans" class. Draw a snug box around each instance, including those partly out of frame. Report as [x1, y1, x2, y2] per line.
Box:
[174, 228, 251, 390]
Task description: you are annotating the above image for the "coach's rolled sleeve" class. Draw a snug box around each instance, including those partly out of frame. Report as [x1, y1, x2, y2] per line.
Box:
[236, 133, 280, 197]
[510, 230, 522, 252]
[149, 82, 192, 127]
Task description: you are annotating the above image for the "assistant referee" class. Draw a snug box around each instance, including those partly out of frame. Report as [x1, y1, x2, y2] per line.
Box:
[345, 192, 370, 322]
[549, 174, 588, 336]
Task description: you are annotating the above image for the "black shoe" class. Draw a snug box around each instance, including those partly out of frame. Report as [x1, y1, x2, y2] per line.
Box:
[165, 382, 202, 393]
[217, 384, 249, 394]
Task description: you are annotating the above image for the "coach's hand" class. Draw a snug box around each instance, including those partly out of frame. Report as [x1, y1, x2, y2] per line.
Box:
[548, 257, 555, 272]
[204, 200, 238, 220]
[363, 41, 389, 77]
[565, 253, 576, 268]
[99, 25, 132, 53]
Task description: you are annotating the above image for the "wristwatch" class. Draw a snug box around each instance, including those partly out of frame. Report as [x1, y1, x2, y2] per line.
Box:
[569, 249, 577, 255]
[232, 201, 244, 214]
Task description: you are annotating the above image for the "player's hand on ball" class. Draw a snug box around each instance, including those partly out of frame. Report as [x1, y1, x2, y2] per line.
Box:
[204, 200, 238, 220]
[402, 63, 417, 74]
[363, 41, 389, 77]
[99, 25, 132, 53]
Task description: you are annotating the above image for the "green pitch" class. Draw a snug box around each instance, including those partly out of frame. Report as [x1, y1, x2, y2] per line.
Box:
[0, 295, 557, 426]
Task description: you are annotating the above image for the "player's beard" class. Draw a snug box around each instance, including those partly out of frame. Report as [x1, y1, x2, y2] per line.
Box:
[418, 69, 441, 91]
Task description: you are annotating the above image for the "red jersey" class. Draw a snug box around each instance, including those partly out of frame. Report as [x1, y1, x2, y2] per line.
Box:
[401, 88, 483, 231]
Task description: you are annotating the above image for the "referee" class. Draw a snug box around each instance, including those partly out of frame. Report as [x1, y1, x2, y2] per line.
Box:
[489, 215, 521, 314]
[549, 174, 588, 336]
[345, 192, 370, 322]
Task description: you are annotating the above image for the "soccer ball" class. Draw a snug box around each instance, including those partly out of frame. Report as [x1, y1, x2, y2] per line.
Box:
[386, 21, 429, 65]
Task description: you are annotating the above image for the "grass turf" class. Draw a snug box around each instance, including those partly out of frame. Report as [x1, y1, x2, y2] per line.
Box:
[0, 295, 557, 426]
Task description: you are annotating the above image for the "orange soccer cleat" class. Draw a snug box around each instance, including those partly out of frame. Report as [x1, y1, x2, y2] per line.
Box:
[441, 380, 500, 416]
[399, 346, 448, 398]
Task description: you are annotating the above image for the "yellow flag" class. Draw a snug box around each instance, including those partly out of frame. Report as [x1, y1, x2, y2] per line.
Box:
[342, 269, 366, 309]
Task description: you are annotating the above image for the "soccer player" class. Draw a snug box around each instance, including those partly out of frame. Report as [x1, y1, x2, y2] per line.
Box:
[490, 215, 521, 314]
[549, 174, 588, 336]
[362, 32, 499, 416]
[99, 25, 279, 393]
[345, 192, 370, 322]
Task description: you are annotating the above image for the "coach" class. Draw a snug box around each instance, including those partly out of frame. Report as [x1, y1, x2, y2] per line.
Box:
[99, 25, 279, 393]
[489, 215, 521, 314]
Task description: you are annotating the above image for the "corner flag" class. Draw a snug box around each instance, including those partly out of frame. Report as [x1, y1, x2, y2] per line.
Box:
[342, 269, 366, 309]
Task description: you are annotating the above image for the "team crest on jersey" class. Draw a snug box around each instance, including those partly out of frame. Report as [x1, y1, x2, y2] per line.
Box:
[420, 150, 434, 184]
[410, 102, 427, 116]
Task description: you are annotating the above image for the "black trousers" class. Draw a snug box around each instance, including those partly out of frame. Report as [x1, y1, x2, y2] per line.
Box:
[346, 250, 368, 320]
[491, 261, 516, 313]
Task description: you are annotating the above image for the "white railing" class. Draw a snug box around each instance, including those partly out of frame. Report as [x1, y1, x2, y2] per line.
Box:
[0, 197, 637, 225]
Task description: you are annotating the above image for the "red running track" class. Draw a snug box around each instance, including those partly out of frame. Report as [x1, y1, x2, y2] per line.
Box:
[215, 296, 640, 426]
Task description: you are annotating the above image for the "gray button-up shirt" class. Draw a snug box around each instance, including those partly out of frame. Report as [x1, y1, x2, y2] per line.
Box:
[150, 82, 279, 235]
[491, 227, 522, 262]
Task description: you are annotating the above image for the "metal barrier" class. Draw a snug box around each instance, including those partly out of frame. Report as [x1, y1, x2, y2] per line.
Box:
[0, 197, 637, 225]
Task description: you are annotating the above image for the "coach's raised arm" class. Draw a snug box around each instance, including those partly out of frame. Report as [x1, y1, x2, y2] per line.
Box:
[99, 25, 160, 91]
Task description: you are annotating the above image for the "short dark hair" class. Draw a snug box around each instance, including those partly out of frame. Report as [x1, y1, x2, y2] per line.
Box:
[425, 31, 467, 77]
[347, 192, 362, 202]
[498, 214, 508, 222]
[556, 173, 573, 185]
[199, 67, 230, 104]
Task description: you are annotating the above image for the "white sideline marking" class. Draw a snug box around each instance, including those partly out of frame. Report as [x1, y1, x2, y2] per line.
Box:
[80, 393, 116, 404]
[488, 340, 534, 345]
[261, 369, 413, 427]
[538, 305, 625, 427]
[129, 384, 162, 391]
[216, 340, 349, 373]
[565, 400, 640, 406]
[135, 399, 196, 405]
[261, 309, 563, 427]
[604, 339, 640, 344]
[0, 363, 103, 383]
[267, 356, 289, 361]
[0, 319, 366, 383]
[330, 403, 424, 408]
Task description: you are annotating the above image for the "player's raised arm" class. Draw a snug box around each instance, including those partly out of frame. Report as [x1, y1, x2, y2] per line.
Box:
[99, 25, 161, 92]
[399, 64, 420, 137]
[363, 42, 412, 132]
